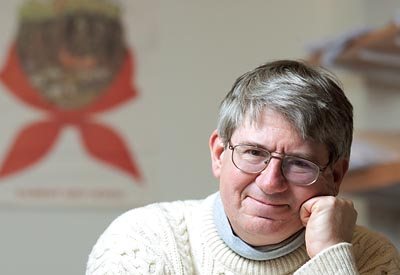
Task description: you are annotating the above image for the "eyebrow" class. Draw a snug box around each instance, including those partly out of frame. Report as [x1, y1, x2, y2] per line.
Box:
[233, 140, 267, 149]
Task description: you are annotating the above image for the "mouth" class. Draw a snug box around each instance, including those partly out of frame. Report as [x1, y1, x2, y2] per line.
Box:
[249, 196, 289, 208]
[242, 196, 291, 219]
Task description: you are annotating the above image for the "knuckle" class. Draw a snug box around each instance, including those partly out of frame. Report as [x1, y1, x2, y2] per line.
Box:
[325, 196, 337, 206]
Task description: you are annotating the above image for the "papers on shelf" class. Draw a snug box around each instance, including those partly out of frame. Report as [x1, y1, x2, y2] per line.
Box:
[349, 139, 400, 171]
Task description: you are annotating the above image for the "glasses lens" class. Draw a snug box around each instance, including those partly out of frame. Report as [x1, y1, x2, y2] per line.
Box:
[282, 156, 319, 185]
[232, 145, 269, 173]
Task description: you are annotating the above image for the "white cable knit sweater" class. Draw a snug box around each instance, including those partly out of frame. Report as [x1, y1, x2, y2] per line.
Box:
[86, 193, 400, 274]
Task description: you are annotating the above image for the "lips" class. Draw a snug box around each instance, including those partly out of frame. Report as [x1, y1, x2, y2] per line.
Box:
[248, 195, 288, 207]
[242, 196, 290, 219]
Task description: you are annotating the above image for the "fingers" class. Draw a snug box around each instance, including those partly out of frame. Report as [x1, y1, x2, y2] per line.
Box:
[301, 196, 358, 238]
[300, 196, 358, 257]
[300, 196, 357, 222]
[299, 196, 322, 226]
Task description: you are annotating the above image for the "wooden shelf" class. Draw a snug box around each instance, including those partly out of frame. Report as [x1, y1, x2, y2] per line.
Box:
[341, 131, 400, 193]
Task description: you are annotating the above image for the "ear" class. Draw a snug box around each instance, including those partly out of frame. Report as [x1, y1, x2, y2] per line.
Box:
[331, 158, 349, 195]
[209, 129, 226, 178]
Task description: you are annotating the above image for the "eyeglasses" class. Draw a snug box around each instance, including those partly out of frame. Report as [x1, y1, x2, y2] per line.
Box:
[228, 143, 328, 186]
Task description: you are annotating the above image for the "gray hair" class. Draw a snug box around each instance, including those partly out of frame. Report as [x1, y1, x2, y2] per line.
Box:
[217, 60, 353, 162]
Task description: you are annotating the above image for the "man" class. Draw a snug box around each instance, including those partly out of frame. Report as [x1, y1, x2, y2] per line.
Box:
[86, 60, 400, 274]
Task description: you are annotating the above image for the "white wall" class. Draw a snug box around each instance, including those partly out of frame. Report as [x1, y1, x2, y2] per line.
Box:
[0, 1, 398, 274]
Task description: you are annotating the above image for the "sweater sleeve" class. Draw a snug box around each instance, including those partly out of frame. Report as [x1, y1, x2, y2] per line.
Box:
[85, 203, 190, 275]
[295, 226, 400, 275]
[294, 243, 359, 275]
[352, 226, 400, 274]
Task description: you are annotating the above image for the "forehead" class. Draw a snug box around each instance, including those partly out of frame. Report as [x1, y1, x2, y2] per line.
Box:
[232, 109, 328, 158]
[238, 109, 300, 139]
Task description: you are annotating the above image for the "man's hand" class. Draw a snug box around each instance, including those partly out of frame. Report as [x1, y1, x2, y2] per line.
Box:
[300, 196, 357, 258]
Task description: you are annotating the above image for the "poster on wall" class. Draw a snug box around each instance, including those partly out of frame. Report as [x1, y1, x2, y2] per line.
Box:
[0, 0, 159, 208]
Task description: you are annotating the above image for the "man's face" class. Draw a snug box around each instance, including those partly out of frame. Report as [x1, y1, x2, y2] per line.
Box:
[210, 109, 347, 246]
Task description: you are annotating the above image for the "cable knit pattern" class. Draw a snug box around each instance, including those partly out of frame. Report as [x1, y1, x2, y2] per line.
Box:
[352, 226, 400, 274]
[86, 193, 400, 274]
[158, 201, 194, 274]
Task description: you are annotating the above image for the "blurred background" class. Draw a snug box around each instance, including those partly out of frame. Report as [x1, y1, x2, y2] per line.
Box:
[0, 0, 399, 274]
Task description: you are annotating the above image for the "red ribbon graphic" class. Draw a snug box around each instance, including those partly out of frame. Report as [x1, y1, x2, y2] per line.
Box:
[0, 43, 142, 181]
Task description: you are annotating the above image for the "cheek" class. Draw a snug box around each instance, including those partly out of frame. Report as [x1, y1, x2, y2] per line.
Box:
[219, 156, 255, 196]
[220, 168, 246, 193]
[291, 184, 330, 209]
[293, 181, 335, 208]
[316, 175, 337, 196]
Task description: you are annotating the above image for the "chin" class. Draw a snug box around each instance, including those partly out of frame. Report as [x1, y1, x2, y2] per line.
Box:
[242, 216, 303, 245]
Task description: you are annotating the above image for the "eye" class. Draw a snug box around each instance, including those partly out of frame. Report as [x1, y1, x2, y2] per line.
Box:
[284, 157, 316, 172]
[244, 149, 265, 157]
[239, 146, 269, 160]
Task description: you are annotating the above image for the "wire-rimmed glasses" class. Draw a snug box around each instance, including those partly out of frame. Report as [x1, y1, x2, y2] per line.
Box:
[228, 143, 328, 186]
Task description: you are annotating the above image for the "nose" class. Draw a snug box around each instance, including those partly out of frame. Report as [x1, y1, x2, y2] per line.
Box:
[255, 157, 288, 194]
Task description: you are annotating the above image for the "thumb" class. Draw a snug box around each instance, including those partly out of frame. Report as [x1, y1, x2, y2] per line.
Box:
[299, 197, 320, 226]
